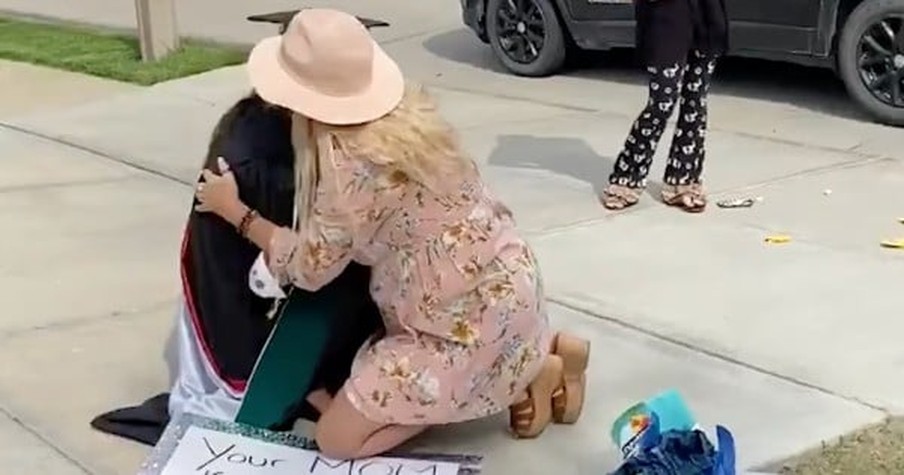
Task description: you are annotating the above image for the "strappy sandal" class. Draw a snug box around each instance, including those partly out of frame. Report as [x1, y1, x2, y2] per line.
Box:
[550, 332, 590, 424]
[601, 184, 642, 211]
[509, 354, 564, 439]
[661, 183, 707, 213]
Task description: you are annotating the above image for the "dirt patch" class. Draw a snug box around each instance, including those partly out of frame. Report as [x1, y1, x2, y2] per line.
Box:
[779, 418, 904, 475]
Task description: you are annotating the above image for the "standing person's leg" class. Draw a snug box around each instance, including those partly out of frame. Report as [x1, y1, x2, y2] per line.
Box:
[602, 63, 684, 210]
[662, 50, 717, 212]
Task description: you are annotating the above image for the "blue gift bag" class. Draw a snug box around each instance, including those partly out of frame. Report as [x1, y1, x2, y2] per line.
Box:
[610, 390, 736, 475]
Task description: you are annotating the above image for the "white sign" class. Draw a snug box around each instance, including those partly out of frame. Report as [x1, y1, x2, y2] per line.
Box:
[160, 426, 460, 475]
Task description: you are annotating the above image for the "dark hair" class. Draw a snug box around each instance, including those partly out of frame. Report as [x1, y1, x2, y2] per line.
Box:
[202, 91, 290, 169]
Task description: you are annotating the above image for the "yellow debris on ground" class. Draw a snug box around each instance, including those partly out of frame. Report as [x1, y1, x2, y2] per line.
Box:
[880, 238, 904, 249]
[765, 235, 792, 244]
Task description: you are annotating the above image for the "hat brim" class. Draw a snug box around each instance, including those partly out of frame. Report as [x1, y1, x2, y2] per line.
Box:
[247, 35, 404, 126]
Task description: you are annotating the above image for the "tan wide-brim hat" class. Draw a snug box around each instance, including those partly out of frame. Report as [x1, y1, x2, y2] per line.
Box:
[247, 8, 404, 126]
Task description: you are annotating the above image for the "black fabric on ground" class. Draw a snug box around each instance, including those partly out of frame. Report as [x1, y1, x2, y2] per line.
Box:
[90, 392, 320, 446]
[90, 393, 170, 446]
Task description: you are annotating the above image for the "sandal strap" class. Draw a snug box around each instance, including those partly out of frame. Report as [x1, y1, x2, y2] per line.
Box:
[603, 185, 641, 208]
[662, 184, 706, 206]
[510, 409, 536, 430]
[551, 388, 566, 412]
[511, 398, 534, 414]
[510, 398, 535, 427]
[689, 184, 707, 205]
[606, 185, 641, 200]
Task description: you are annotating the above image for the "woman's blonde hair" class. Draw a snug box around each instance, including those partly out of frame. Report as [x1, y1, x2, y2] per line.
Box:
[291, 83, 471, 226]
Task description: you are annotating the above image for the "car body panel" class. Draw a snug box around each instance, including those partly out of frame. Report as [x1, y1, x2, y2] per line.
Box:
[461, 0, 904, 126]
[726, 0, 820, 55]
[462, 0, 852, 68]
[462, 0, 489, 41]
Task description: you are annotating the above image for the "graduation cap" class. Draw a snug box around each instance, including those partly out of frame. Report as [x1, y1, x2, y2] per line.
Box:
[247, 10, 390, 33]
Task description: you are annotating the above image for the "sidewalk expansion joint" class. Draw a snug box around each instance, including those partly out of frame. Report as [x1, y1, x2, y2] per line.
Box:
[527, 153, 889, 241]
[548, 297, 889, 414]
[0, 404, 92, 475]
[0, 122, 189, 186]
[457, 110, 591, 132]
[425, 83, 599, 113]
[0, 175, 140, 195]
[0, 299, 175, 342]
[420, 84, 893, 162]
[380, 27, 445, 46]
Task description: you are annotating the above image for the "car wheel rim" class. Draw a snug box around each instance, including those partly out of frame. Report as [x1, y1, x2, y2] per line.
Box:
[495, 0, 546, 64]
[857, 14, 904, 108]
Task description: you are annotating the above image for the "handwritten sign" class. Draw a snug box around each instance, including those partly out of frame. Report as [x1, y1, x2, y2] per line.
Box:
[159, 426, 460, 475]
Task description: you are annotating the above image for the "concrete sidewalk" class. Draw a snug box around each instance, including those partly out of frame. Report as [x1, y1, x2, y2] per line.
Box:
[0, 60, 137, 120]
[2, 1, 904, 473]
[0, 64, 899, 475]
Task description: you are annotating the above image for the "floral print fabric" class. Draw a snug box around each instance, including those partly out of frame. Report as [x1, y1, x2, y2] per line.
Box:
[268, 135, 551, 425]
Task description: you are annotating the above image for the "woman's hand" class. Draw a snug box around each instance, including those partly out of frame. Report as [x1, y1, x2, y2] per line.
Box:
[195, 157, 246, 226]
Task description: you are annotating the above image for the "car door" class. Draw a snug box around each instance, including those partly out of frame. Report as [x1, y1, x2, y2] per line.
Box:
[560, 0, 824, 58]
[725, 0, 822, 55]
[567, 0, 633, 21]
[561, 0, 636, 48]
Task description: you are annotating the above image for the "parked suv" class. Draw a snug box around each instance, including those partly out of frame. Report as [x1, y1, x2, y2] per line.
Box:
[461, 0, 904, 126]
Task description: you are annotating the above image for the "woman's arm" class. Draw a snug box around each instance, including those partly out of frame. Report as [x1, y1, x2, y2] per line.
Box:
[216, 200, 277, 254]
[210, 189, 356, 292]
[197, 144, 389, 292]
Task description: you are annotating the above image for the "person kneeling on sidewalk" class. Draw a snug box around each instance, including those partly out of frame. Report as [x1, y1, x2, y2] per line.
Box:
[194, 8, 590, 459]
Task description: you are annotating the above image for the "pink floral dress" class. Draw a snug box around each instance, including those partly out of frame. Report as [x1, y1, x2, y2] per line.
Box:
[268, 138, 551, 425]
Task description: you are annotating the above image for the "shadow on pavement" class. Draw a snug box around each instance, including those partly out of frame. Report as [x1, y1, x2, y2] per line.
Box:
[423, 28, 510, 74]
[486, 134, 638, 198]
[423, 28, 870, 123]
[568, 49, 868, 123]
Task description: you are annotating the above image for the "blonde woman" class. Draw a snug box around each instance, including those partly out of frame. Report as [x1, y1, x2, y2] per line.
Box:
[194, 9, 590, 460]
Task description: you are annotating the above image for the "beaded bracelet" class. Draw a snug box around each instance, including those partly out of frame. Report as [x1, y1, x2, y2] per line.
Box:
[238, 208, 260, 238]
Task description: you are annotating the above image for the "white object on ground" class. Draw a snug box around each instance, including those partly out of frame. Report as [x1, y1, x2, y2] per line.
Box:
[156, 426, 460, 475]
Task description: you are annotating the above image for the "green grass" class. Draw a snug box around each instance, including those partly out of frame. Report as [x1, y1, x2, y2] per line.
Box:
[0, 17, 247, 85]
[779, 418, 904, 475]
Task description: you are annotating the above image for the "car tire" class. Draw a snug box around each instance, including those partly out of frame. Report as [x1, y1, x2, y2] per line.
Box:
[837, 0, 904, 126]
[486, 0, 567, 77]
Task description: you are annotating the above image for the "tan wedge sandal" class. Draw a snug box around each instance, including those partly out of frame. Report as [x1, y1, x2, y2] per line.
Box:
[509, 354, 564, 439]
[550, 332, 590, 425]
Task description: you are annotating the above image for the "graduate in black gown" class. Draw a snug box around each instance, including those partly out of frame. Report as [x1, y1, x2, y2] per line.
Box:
[167, 91, 383, 427]
[91, 12, 389, 446]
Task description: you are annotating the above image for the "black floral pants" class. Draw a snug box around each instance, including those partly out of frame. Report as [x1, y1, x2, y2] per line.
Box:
[609, 50, 718, 188]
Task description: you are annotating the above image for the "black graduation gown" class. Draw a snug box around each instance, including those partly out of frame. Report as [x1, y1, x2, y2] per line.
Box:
[91, 95, 383, 445]
[182, 93, 383, 405]
[180, 95, 294, 388]
[634, 0, 729, 67]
